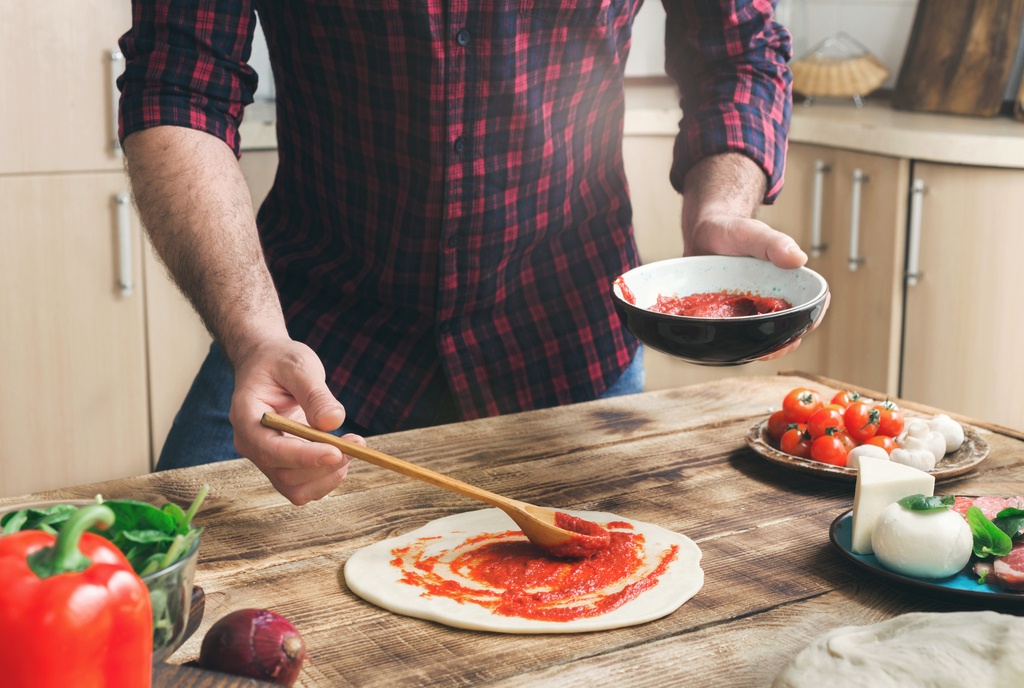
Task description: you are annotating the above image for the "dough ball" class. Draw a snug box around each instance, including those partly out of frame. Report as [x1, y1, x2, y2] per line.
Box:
[772, 611, 1024, 688]
[871, 502, 972, 579]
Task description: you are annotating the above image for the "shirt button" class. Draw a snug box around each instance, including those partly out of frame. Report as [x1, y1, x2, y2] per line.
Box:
[453, 136, 466, 154]
[447, 234, 458, 248]
[440, 322, 451, 334]
[456, 29, 471, 46]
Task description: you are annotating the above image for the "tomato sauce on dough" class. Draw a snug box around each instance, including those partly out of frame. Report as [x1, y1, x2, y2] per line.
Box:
[389, 520, 679, 622]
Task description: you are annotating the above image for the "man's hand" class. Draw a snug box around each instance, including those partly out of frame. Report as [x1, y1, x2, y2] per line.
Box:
[682, 152, 824, 359]
[229, 337, 366, 505]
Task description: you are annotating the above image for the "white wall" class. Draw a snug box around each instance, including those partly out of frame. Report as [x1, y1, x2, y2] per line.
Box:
[626, 0, 917, 90]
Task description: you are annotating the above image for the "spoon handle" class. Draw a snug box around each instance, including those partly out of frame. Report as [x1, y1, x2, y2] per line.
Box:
[261, 412, 516, 511]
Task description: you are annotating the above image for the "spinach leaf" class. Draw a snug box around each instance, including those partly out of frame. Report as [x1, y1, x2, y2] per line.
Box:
[161, 503, 190, 534]
[992, 508, 1024, 540]
[1, 504, 80, 535]
[100, 500, 178, 539]
[897, 494, 955, 512]
[967, 506, 1013, 558]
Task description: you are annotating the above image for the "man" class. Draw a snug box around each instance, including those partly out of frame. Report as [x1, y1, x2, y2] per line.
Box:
[119, 1, 803, 506]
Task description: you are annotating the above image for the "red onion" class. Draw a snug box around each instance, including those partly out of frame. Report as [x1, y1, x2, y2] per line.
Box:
[198, 608, 306, 686]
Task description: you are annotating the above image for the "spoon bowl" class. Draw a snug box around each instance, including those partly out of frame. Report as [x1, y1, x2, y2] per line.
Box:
[260, 413, 609, 558]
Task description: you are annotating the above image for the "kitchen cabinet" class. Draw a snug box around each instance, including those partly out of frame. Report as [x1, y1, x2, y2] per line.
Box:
[0, 1, 128, 175]
[901, 163, 1024, 431]
[0, 173, 151, 495]
[758, 144, 909, 395]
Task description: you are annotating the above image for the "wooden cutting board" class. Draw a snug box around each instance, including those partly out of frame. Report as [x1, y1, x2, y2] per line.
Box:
[893, 0, 1024, 116]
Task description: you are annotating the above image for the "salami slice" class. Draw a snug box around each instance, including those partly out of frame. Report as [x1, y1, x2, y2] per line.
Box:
[992, 542, 1024, 592]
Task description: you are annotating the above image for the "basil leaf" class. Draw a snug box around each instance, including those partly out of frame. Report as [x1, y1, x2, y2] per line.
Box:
[992, 508, 1024, 540]
[967, 506, 1013, 558]
[897, 494, 955, 512]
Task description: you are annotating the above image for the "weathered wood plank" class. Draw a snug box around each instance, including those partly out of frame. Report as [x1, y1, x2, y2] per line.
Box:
[484, 585, 959, 688]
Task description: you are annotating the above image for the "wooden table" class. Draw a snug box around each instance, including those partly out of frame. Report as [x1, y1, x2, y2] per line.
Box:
[5, 373, 1023, 687]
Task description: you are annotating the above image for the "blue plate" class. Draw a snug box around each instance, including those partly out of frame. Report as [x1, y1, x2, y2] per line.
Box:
[829, 510, 1024, 609]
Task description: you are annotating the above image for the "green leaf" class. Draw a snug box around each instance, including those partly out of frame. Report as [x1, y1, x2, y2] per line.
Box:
[121, 529, 177, 545]
[967, 506, 1013, 558]
[978, 568, 989, 585]
[98, 500, 177, 538]
[992, 508, 1024, 540]
[161, 503, 190, 534]
[897, 494, 955, 512]
[1, 510, 28, 535]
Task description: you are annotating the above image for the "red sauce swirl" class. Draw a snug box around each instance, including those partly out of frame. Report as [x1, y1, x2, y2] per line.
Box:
[390, 521, 679, 622]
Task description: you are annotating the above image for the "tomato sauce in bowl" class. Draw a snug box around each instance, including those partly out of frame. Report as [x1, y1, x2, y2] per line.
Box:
[650, 291, 791, 318]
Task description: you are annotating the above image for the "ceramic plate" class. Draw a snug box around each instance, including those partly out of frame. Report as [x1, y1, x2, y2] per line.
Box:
[829, 510, 1024, 609]
[745, 418, 989, 483]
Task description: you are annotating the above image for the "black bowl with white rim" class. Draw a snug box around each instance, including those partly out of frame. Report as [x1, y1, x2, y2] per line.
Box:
[611, 256, 829, 366]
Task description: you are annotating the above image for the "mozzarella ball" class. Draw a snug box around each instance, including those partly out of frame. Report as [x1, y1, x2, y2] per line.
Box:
[871, 502, 973, 579]
[847, 444, 890, 470]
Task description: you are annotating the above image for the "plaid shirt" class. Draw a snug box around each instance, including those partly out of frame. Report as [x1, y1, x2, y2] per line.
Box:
[119, 1, 791, 433]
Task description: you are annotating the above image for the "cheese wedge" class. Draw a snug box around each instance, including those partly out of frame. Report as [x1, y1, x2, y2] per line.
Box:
[851, 456, 935, 555]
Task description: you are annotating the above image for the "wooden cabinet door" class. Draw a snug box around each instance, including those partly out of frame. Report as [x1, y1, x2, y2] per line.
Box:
[0, 1, 131, 174]
[0, 173, 150, 497]
[813, 150, 909, 395]
[901, 163, 1024, 432]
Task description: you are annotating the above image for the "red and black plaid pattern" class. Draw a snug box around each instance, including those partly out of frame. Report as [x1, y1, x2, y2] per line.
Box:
[119, 1, 791, 433]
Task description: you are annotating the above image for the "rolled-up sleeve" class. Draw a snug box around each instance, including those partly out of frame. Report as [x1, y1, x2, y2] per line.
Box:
[662, 0, 792, 203]
[117, 0, 259, 157]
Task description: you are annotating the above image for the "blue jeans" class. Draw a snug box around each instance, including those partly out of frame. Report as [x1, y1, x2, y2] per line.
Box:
[156, 343, 645, 471]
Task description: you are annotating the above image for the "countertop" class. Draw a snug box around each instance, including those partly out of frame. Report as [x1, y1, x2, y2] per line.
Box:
[3, 372, 1023, 687]
[236, 84, 1024, 168]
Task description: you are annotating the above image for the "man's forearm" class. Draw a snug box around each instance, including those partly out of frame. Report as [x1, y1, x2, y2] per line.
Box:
[680, 152, 806, 268]
[682, 152, 766, 232]
[123, 126, 289, 367]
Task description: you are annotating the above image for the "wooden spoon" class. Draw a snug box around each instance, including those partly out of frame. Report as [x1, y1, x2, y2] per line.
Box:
[260, 412, 609, 557]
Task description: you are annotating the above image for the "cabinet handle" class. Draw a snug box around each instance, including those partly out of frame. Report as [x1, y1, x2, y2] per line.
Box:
[848, 168, 868, 271]
[110, 49, 125, 157]
[906, 179, 926, 287]
[811, 160, 830, 257]
[117, 191, 134, 297]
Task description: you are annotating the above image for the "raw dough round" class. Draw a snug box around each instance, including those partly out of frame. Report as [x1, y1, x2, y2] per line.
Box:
[773, 611, 1024, 688]
[344, 508, 703, 633]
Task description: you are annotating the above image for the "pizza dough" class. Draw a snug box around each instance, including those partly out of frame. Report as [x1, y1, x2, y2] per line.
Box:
[344, 508, 703, 633]
[773, 611, 1024, 688]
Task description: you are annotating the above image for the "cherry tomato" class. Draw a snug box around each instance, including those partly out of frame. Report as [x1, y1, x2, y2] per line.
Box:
[830, 390, 862, 409]
[837, 431, 858, 453]
[807, 406, 845, 439]
[810, 434, 848, 466]
[780, 426, 812, 459]
[767, 410, 790, 442]
[865, 435, 897, 455]
[782, 388, 824, 424]
[844, 401, 880, 442]
[873, 400, 905, 437]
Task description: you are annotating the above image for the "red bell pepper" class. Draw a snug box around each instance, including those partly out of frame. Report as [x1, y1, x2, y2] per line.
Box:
[0, 504, 152, 687]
